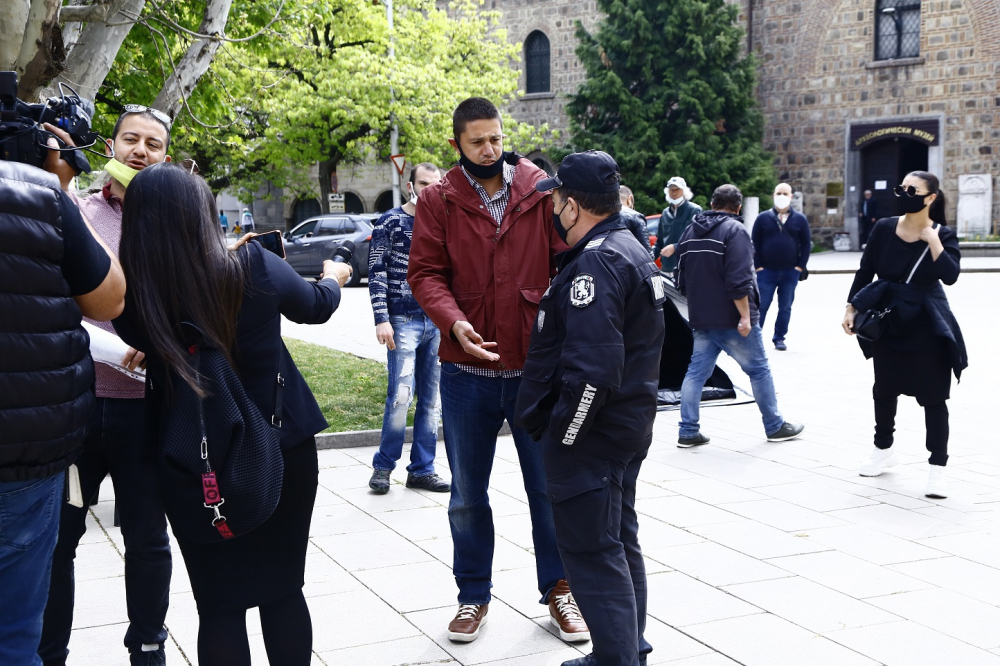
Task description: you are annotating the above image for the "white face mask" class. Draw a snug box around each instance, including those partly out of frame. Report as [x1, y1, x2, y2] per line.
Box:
[408, 184, 418, 203]
[774, 194, 792, 210]
[667, 196, 686, 205]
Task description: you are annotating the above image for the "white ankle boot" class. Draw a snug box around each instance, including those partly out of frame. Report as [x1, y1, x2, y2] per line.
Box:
[925, 465, 948, 499]
[859, 446, 898, 477]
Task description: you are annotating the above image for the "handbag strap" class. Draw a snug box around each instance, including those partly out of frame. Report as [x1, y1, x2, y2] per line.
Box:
[904, 223, 936, 284]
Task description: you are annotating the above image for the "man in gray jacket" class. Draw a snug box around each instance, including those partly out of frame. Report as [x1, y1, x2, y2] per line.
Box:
[674, 184, 803, 448]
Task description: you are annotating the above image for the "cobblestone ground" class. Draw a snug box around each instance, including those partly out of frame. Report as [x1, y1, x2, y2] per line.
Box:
[68, 261, 1000, 665]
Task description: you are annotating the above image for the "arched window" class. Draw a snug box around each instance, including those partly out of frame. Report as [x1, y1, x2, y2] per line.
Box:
[292, 198, 321, 226]
[375, 190, 395, 213]
[875, 0, 921, 60]
[344, 192, 364, 214]
[525, 31, 551, 94]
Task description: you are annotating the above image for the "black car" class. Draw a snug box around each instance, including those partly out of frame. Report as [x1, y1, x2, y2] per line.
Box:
[283, 214, 378, 287]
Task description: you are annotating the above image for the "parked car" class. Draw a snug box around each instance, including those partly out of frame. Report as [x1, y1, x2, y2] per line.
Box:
[283, 214, 378, 287]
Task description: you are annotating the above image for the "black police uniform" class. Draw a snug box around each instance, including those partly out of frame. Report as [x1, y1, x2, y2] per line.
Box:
[515, 213, 666, 666]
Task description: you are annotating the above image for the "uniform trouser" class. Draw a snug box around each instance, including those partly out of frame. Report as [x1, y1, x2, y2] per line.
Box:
[39, 398, 171, 664]
[542, 438, 652, 666]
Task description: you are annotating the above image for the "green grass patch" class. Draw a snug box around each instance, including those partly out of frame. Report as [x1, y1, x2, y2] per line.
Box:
[284, 337, 413, 433]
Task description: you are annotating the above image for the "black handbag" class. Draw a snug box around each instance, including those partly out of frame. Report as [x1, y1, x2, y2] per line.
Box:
[155, 327, 285, 543]
[853, 232, 932, 342]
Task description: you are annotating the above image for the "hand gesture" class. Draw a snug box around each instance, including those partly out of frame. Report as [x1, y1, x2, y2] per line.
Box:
[375, 322, 396, 351]
[320, 260, 351, 287]
[42, 123, 78, 190]
[918, 224, 941, 246]
[451, 320, 499, 361]
[122, 347, 146, 371]
[737, 317, 751, 337]
[842, 306, 856, 336]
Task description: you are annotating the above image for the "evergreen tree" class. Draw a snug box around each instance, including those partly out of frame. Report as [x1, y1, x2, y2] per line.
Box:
[567, 0, 775, 213]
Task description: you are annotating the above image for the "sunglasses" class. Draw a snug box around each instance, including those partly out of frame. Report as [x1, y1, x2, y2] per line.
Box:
[121, 104, 173, 129]
[893, 185, 932, 198]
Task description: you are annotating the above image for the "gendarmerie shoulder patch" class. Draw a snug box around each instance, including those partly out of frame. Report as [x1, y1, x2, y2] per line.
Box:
[537, 309, 546, 332]
[571, 274, 596, 307]
[584, 235, 606, 250]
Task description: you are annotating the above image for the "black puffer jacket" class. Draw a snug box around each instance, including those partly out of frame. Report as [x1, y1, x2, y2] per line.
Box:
[0, 162, 94, 481]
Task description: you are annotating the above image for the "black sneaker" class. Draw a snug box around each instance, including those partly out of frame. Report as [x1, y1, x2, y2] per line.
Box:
[766, 422, 804, 442]
[369, 468, 391, 494]
[130, 648, 166, 666]
[774, 339, 787, 351]
[406, 473, 451, 493]
[677, 433, 710, 448]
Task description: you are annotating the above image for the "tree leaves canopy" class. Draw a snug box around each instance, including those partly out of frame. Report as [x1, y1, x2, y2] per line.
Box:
[566, 0, 775, 213]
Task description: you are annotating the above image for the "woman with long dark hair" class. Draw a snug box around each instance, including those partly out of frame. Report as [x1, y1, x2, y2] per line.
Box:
[842, 171, 967, 499]
[113, 162, 350, 665]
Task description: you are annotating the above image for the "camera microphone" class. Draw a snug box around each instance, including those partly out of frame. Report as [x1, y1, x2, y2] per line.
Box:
[332, 240, 355, 264]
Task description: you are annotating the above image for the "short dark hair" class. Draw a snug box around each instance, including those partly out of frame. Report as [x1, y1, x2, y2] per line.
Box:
[710, 184, 743, 213]
[408, 162, 440, 185]
[560, 187, 622, 217]
[452, 97, 501, 141]
[112, 110, 171, 150]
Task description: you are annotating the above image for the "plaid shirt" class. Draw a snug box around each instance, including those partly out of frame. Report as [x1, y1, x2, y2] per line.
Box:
[456, 161, 522, 379]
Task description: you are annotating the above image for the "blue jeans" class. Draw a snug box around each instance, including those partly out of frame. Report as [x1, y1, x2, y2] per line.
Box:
[373, 315, 441, 477]
[39, 398, 171, 664]
[438, 363, 564, 605]
[0, 473, 63, 666]
[756, 268, 800, 342]
[680, 325, 784, 438]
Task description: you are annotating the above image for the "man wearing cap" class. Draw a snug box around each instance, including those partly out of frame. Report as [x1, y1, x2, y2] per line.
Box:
[654, 176, 702, 275]
[515, 151, 665, 666]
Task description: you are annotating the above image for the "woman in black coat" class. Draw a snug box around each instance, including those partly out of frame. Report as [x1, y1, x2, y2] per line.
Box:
[842, 171, 966, 499]
[113, 163, 351, 665]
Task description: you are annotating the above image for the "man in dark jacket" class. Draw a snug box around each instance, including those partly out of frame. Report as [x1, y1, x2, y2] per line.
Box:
[408, 97, 588, 645]
[0, 135, 126, 664]
[675, 184, 803, 448]
[859, 189, 878, 248]
[751, 182, 811, 351]
[515, 151, 665, 666]
[654, 176, 702, 274]
[618, 185, 653, 255]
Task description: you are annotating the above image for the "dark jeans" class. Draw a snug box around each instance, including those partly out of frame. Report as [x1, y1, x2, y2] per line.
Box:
[0, 473, 63, 666]
[39, 398, 171, 664]
[756, 267, 800, 342]
[873, 385, 949, 466]
[438, 363, 564, 605]
[543, 440, 652, 666]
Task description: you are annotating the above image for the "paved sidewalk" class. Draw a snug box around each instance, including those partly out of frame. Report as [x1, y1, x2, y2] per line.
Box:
[67, 272, 999, 665]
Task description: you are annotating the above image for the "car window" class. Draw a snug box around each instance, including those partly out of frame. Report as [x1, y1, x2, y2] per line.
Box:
[291, 220, 317, 238]
[318, 217, 354, 234]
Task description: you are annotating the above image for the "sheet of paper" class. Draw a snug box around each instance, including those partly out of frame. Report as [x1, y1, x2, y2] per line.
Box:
[82, 321, 145, 382]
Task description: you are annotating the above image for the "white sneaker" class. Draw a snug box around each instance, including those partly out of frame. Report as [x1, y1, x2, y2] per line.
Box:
[859, 446, 898, 477]
[925, 465, 948, 499]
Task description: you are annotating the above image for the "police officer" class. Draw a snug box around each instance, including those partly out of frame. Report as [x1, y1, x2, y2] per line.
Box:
[514, 151, 666, 666]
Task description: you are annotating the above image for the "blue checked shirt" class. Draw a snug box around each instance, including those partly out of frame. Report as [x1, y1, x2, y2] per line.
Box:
[368, 207, 426, 325]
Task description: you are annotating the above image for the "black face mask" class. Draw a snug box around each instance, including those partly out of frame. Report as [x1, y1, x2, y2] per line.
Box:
[553, 200, 574, 244]
[897, 193, 931, 215]
[458, 149, 521, 180]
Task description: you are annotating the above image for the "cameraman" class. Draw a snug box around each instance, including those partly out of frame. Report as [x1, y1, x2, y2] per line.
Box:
[38, 108, 174, 666]
[0, 133, 125, 663]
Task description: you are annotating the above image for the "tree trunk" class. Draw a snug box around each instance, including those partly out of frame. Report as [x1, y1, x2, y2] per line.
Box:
[12, 0, 63, 99]
[0, 0, 30, 70]
[318, 158, 336, 214]
[151, 0, 233, 120]
[38, 0, 146, 103]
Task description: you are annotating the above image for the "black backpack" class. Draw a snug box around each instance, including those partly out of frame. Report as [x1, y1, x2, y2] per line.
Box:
[153, 329, 285, 543]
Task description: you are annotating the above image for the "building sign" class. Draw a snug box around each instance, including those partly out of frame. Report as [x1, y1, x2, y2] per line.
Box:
[328, 193, 345, 213]
[850, 119, 939, 150]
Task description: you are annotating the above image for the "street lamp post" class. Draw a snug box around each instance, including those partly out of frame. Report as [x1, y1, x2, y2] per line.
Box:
[385, 0, 401, 208]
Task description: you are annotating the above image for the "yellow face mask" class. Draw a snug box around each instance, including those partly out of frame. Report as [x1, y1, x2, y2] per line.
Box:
[105, 158, 141, 188]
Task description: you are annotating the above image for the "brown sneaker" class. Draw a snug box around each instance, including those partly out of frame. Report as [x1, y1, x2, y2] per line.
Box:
[447, 603, 488, 642]
[548, 580, 590, 642]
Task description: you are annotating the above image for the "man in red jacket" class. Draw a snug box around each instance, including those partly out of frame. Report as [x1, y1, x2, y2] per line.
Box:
[409, 98, 589, 644]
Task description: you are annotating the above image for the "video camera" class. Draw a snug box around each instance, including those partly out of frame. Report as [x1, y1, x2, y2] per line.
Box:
[0, 71, 97, 174]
